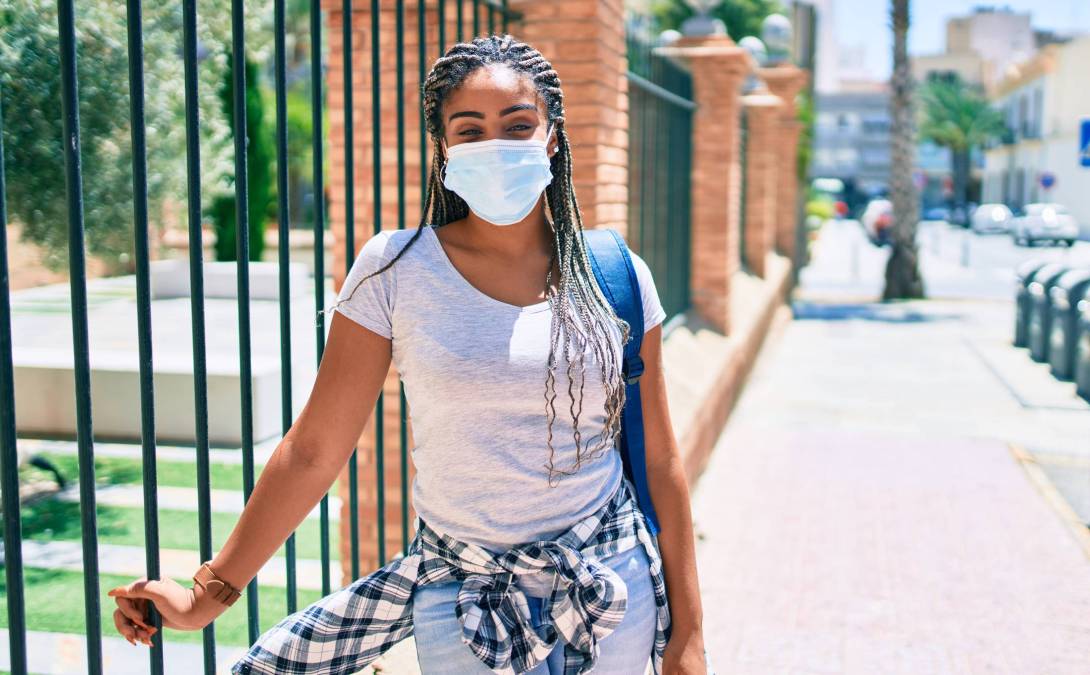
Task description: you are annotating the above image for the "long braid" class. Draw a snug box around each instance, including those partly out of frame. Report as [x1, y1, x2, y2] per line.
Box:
[321, 34, 631, 487]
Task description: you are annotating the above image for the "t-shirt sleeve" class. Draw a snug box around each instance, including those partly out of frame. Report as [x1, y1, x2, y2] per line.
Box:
[628, 249, 667, 333]
[327, 230, 397, 339]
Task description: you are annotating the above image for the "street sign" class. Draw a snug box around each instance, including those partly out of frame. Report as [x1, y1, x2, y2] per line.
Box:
[1081, 119, 1090, 168]
[1040, 171, 1056, 189]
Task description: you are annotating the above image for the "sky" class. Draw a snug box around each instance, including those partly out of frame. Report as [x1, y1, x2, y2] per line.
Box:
[828, 0, 1090, 82]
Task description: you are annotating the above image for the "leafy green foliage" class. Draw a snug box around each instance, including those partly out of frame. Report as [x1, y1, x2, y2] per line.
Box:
[649, 0, 784, 40]
[211, 50, 272, 262]
[0, 0, 271, 273]
[917, 73, 1007, 152]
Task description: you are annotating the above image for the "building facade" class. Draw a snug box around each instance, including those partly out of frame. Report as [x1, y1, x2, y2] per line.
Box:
[911, 6, 1035, 95]
[982, 36, 1090, 233]
[809, 88, 891, 197]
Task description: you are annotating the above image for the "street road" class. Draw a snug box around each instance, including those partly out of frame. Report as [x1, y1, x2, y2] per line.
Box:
[806, 218, 1090, 301]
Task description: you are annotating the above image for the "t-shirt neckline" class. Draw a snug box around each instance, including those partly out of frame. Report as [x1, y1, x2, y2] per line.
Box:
[425, 225, 552, 313]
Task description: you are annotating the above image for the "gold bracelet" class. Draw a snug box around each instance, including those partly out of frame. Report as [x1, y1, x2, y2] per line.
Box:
[192, 561, 243, 607]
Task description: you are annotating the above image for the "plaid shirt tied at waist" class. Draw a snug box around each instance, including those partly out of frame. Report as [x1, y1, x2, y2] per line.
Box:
[231, 476, 671, 675]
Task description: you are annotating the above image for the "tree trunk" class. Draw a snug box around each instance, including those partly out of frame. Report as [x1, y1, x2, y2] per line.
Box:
[883, 0, 925, 300]
[951, 147, 969, 215]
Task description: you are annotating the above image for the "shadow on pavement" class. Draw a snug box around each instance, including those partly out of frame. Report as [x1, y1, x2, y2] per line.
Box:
[791, 301, 963, 323]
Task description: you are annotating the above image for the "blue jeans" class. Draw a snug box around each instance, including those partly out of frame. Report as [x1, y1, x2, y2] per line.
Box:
[412, 543, 658, 674]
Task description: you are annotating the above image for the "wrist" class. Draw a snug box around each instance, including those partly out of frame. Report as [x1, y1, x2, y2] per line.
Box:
[192, 561, 244, 608]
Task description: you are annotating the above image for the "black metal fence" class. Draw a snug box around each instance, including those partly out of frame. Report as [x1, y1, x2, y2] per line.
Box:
[0, 1, 516, 673]
[624, 16, 695, 323]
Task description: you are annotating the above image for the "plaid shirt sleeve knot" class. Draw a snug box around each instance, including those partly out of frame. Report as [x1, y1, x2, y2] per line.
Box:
[231, 476, 671, 675]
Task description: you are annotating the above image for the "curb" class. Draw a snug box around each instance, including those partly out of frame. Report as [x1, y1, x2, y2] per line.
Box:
[1008, 442, 1090, 561]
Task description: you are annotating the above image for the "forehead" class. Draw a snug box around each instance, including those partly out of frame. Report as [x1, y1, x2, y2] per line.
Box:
[442, 64, 543, 122]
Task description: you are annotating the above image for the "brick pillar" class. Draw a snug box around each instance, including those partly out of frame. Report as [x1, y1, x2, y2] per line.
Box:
[741, 91, 783, 278]
[757, 65, 808, 263]
[657, 36, 751, 334]
[509, 0, 629, 236]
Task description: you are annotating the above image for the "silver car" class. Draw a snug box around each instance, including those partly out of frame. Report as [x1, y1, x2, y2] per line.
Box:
[970, 203, 1013, 234]
[1012, 203, 1079, 247]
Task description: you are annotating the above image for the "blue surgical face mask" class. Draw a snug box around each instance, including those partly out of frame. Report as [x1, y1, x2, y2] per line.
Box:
[441, 122, 556, 226]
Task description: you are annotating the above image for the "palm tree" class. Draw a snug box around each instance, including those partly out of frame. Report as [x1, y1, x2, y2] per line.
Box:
[883, 0, 924, 300]
[918, 73, 1007, 217]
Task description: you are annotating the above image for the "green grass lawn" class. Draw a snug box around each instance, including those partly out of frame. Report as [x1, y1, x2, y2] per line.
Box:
[0, 567, 325, 647]
[10, 449, 345, 645]
[31, 452, 263, 492]
[21, 499, 333, 561]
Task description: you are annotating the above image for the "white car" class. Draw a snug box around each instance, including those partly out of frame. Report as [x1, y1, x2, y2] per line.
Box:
[1011, 203, 1079, 247]
[860, 199, 893, 245]
[970, 203, 1013, 234]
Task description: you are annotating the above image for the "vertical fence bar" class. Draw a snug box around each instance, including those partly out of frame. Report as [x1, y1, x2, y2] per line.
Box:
[656, 56, 669, 299]
[180, 0, 219, 666]
[0, 82, 29, 675]
[343, 0, 361, 582]
[229, 0, 261, 644]
[370, 0, 387, 567]
[472, 0, 480, 38]
[123, 0, 166, 670]
[419, 0, 428, 211]
[55, 1, 104, 671]
[310, 0, 333, 597]
[501, 0, 508, 33]
[396, 0, 411, 553]
[438, 0, 446, 55]
[273, 0, 300, 612]
[457, 0, 464, 42]
[638, 48, 652, 263]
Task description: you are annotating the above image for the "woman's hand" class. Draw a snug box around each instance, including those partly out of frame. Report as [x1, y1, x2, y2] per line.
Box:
[108, 575, 229, 645]
[662, 626, 709, 674]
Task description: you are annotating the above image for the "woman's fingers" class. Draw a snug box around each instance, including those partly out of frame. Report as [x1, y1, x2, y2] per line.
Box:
[112, 607, 158, 647]
[112, 594, 152, 631]
[112, 608, 139, 646]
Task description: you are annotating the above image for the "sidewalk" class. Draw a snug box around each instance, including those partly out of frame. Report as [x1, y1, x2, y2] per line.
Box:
[690, 221, 1090, 673]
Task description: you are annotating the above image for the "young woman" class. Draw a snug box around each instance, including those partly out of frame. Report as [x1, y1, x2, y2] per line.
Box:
[108, 34, 708, 674]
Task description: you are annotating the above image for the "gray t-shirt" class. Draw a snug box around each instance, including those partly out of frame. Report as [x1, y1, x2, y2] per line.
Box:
[328, 225, 666, 553]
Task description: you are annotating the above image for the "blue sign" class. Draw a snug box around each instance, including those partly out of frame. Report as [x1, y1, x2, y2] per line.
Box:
[1081, 119, 1090, 168]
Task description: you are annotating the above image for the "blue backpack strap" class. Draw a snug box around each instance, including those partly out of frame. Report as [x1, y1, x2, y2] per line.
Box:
[582, 228, 661, 536]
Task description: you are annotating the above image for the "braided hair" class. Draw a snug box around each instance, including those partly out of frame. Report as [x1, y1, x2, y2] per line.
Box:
[322, 34, 631, 486]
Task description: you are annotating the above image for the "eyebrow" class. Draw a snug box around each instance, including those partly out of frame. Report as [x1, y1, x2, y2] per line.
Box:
[447, 102, 537, 123]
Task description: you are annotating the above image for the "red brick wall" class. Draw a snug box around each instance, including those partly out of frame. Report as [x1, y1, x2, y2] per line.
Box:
[511, 0, 629, 236]
[758, 66, 809, 262]
[658, 37, 751, 334]
[741, 93, 783, 278]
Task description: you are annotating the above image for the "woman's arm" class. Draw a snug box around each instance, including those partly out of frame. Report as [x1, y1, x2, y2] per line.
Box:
[109, 312, 392, 640]
[207, 312, 393, 591]
[639, 323, 707, 671]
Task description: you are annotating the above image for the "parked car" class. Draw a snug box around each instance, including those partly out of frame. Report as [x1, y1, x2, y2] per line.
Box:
[1011, 203, 1079, 247]
[922, 205, 950, 222]
[1015, 260, 1051, 348]
[860, 198, 893, 246]
[1048, 269, 1090, 380]
[1027, 264, 1070, 363]
[970, 203, 1014, 234]
[948, 202, 975, 228]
